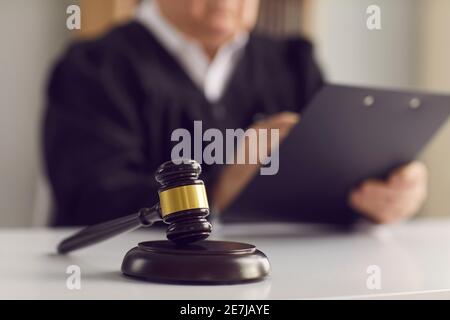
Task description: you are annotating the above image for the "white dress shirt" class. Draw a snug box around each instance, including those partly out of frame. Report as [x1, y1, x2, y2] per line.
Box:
[135, 0, 249, 103]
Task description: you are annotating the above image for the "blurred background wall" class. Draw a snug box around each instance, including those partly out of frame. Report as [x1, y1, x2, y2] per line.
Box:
[0, 0, 449, 226]
[0, 0, 74, 226]
[305, 0, 419, 88]
[416, 0, 450, 217]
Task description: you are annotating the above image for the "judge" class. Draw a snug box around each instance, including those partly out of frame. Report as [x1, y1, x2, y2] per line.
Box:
[44, 0, 427, 226]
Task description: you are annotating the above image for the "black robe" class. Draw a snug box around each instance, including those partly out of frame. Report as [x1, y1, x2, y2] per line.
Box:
[44, 21, 326, 226]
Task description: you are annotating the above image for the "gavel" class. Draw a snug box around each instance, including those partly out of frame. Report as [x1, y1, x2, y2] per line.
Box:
[57, 159, 270, 284]
[57, 159, 212, 254]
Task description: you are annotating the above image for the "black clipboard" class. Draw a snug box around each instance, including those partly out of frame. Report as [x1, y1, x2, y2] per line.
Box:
[222, 84, 450, 224]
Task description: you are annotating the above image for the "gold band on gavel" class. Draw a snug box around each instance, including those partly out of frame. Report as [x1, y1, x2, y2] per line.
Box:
[158, 184, 209, 217]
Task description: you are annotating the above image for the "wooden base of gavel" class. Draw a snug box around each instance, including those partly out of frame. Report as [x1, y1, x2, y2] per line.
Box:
[122, 240, 270, 284]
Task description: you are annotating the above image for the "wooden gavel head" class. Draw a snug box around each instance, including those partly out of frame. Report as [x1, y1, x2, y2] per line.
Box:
[155, 160, 212, 244]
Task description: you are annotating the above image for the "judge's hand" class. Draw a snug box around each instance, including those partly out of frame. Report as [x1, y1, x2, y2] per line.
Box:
[211, 112, 300, 212]
[349, 161, 428, 224]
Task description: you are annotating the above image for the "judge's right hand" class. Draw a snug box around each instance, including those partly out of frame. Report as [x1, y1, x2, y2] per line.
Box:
[211, 112, 300, 213]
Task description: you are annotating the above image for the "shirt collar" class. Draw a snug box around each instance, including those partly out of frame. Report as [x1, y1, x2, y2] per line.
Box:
[135, 0, 249, 102]
[136, 0, 196, 58]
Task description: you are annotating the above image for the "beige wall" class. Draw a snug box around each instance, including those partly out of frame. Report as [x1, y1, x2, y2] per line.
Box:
[418, 0, 450, 217]
[0, 0, 72, 226]
[78, 0, 138, 38]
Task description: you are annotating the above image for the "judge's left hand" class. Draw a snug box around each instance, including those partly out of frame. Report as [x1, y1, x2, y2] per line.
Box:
[349, 161, 428, 224]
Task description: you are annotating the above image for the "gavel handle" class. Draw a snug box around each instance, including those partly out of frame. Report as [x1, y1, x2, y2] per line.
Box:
[57, 204, 161, 254]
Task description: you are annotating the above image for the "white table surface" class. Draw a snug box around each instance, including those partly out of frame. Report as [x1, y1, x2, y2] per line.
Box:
[2, 218, 450, 300]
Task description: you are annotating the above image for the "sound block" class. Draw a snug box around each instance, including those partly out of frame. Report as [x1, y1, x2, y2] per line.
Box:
[121, 240, 270, 284]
